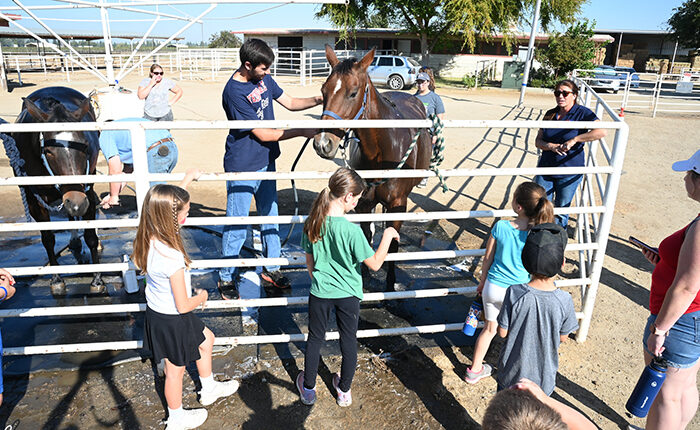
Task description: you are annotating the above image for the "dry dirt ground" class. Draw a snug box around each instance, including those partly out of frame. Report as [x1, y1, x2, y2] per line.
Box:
[0, 70, 699, 429]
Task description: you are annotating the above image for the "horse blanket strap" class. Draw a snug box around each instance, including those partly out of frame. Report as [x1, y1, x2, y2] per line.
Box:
[43, 139, 89, 154]
[366, 129, 421, 187]
[147, 137, 174, 153]
[429, 115, 448, 193]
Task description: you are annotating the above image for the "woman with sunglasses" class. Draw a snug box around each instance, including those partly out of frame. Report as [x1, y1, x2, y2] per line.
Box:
[138, 64, 184, 121]
[534, 79, 606, 228]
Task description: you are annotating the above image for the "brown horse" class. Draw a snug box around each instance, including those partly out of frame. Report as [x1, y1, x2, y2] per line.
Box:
[9, 86, 103, 295]
[313, 45, 431, 291]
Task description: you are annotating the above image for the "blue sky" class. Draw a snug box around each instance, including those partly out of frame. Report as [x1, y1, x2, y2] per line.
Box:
[2, 0, 685, 44]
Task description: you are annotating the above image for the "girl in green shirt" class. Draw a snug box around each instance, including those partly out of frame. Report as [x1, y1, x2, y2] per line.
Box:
[298, 167, 399, 407]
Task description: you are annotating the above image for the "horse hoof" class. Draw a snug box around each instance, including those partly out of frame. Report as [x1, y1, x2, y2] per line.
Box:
[97, 241, 103, 254]
[90, 282, 106, 294]
[51, 281, 67, 296]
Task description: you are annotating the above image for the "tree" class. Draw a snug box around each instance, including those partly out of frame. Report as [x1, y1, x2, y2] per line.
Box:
[668, 0, 700, 49]
[536, 20, 597, 79]
[316, 0, 587, 64]
[208, 31, 242, 49]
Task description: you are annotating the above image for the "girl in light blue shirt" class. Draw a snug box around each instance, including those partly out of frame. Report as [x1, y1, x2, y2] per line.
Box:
[464, 182, 554, 384]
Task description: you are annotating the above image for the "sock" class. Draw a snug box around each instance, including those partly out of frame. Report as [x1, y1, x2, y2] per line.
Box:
[200, 374, 215, 391]
[168, 406, 183, 420]
[303, 383, 315, 391]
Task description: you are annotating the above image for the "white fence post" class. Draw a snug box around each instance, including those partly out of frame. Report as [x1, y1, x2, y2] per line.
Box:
[576, 119, 629, 342]
[129, 125, 150, 214]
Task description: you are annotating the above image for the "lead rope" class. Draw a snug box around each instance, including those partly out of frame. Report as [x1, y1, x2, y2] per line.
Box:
[0, 129, 33, 222]
[0, 121, 64, 217]
[429, 114, 448, 192]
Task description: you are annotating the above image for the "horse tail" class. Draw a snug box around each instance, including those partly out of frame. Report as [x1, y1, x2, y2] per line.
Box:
[304, 188, 332, 244]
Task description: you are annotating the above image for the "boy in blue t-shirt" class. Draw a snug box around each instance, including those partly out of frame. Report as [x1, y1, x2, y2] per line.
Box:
[218, 39, 323, 299]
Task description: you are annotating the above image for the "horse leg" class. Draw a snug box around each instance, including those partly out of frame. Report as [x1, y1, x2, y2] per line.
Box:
[68, 223, 85, 263]
[385, 204, 406, 292]
[40, 229, 66, 296]
[83, 196, 104, 294]
[27, 193, 66, 295]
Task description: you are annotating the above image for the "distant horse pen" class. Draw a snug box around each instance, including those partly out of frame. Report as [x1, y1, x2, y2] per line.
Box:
[0, 78, 628, 359]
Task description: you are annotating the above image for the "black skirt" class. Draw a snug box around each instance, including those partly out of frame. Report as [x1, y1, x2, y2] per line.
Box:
[144, 306, 206, 367]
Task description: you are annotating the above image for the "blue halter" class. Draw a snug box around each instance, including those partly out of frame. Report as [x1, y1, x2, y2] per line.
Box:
[322, 83, 369, 121]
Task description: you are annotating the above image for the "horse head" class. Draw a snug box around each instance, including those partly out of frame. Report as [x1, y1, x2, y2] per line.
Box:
[313, 45, 375, 159]
[22, 96, 95, 217]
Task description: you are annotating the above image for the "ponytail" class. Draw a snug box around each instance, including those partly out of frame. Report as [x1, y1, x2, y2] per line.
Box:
[513, 182, 554, 227]
[304, 188, 333, 243]
[303, 167, 366, 244]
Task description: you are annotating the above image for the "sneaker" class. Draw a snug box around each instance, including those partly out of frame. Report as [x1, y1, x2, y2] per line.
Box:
[166, 408, 208, 430]
[217, 279, 239, 300]
[464, 363, 492, 384]
[261, 269, 291, 289]
[296, 371, 316, 406]
[417, 178, 428, 188]
[199, 379, 239, 406]
[332, 373, 352, 407]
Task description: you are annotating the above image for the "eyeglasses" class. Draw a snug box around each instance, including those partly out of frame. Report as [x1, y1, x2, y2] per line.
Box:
[152, 71, 163, 75]
[554, 90, 573, 97]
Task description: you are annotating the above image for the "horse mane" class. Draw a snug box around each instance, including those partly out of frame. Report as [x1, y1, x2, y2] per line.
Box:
[332, 58, 358, 75]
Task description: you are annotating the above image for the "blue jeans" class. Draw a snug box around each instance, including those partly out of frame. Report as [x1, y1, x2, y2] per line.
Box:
[534, 174, 583, 228]
[644, 312, 700, 369]
[219, 163, 280, 282]
[147, 140, 178, 174]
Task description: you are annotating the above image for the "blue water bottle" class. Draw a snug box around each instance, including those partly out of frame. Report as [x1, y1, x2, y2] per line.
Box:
[462, 295, 483, 336]
[626, 356, 668, 417]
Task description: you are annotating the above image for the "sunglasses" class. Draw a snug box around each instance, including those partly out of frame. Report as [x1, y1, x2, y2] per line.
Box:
[152, 71, 164, 75]
[416, 80, 427, 84]
[554, 90, 573, 97]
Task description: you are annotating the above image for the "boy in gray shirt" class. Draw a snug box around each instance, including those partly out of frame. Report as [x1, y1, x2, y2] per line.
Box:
[496, 223, 578, 395]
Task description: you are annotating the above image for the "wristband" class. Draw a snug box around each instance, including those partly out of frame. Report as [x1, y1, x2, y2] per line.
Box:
[651, 322, 669, 337]
[0, 286, 7, 301]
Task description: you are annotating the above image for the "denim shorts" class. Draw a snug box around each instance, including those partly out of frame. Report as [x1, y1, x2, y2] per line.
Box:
[643, 311, 700, 369]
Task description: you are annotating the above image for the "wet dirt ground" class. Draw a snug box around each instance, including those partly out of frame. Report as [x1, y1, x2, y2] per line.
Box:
[0, 70, 699, 429]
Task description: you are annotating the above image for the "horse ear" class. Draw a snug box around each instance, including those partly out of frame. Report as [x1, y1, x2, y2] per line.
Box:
[22, 98, 50, 122]
[70, 98, 93, 121]
[325, 44, 339, 68]
[357, 48, 375, 71]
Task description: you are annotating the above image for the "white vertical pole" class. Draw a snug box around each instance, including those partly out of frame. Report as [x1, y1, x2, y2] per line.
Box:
[670, 39, 679, 74]
[577, 121, 629, 342]
[100, 0, 115, 85]
[614, 32, 623, 67]
[0, 43, 6, 92]
[130, 125, 150, 215]
[518, 0, 541, 106]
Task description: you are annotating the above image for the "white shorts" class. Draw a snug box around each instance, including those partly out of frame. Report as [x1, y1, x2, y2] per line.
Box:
[482, 279, 508, 321]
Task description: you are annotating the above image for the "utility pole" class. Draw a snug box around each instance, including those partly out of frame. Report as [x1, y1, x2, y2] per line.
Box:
[518, 0, 542, 106]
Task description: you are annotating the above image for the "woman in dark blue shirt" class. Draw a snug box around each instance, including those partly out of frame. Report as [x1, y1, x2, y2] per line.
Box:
[535, 79, 606, 228]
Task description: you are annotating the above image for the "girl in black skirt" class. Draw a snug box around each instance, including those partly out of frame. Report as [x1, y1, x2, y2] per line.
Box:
[132, 169, 238, 430]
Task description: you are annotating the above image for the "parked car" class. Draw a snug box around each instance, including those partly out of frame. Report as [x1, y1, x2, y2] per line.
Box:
[590, 65, 621, 93]
[367, 55, 421, 90]
[613, 66, 641, 88]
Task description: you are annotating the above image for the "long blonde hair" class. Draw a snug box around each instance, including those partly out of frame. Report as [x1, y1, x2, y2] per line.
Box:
[303, 167, 365, 243]
[132, 184, 191, 273]
[513, 181, 554, 226]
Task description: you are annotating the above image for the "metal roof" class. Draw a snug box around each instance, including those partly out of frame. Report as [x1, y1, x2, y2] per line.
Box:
[0, 27, 182, 40]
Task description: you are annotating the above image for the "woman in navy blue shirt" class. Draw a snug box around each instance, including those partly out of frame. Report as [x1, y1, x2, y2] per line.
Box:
[535, 80, 606, 228]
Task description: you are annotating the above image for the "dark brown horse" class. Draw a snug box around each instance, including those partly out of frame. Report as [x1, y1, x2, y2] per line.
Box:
[9, 86, 103, 295]
[313, 46, 431, 290]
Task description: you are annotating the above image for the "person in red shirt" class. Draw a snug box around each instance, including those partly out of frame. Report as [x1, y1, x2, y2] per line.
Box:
[639, 149, 700, 430]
